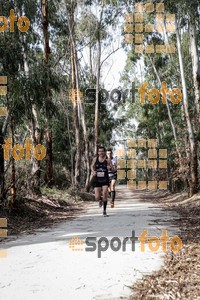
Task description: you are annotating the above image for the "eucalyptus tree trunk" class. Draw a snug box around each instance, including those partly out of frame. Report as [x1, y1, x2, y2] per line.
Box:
[94, 6, 104, 155]
[0, 124, 5, 205]
[189, 21, 200, 124]
[73, 38, 90, 189]
[148, 56, 182, 160]
[0, 105, 9, 205]
[21, 37, 41, 194]
[41, 0, 53, 187]
[176, 17, 198, 196]
[10, 116, 16, 208]
[67, 7, 81, 186]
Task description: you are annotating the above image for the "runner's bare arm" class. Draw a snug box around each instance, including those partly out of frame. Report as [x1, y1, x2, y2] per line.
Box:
[112, 158, 117, 172]
[107, 159, 112, 171]
[91, 158, 97, 175]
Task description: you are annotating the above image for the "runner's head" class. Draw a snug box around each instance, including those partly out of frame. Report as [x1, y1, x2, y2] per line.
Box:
[106, 148, 113, 159]
[98, 146, 106, 158]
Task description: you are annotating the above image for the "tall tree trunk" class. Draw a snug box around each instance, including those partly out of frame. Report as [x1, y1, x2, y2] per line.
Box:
[94, 26, 102, 155]
[176, 17, 198, 196]
[31, 105, 42, 194]
[65, 91, 74, 186]
[148, 55, 182, 161]
[189, 21, 200, 124]
[21, 36, 41, 194]
[10, 116, 16, 208]
[0, 123, 5, 206]
[67, 9, 81, 186]
[94, 3, 105, 154]
[74, 50, 90, 190]
[41, 0, 53, 187]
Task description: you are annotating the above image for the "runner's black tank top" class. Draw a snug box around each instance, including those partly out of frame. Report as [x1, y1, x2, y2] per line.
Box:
[95, 157, 109, 183]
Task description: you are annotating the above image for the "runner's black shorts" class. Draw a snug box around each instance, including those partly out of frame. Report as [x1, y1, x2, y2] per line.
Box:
[93, 179, 109, 188]
[108, 173, 117, 183]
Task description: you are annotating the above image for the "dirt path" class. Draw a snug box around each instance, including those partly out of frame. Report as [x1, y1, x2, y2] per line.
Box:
[0, 186, 180, 300]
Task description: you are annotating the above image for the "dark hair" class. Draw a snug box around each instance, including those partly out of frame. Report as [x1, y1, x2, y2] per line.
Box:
[98, 146, 106, 152]
[106, 148, 113, 159]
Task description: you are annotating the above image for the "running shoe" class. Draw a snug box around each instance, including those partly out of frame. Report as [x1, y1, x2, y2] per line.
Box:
[103, 211, 108, 217]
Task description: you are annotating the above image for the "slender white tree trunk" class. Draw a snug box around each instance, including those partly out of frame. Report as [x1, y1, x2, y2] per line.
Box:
[176, 16, 198, 196]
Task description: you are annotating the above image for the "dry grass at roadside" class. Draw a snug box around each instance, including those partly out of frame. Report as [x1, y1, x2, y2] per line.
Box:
[130, 192, 200, 300]
[0, 188, 95, 240]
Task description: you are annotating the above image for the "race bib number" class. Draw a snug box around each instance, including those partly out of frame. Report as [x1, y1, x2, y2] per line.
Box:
[97, 172, 105, 177]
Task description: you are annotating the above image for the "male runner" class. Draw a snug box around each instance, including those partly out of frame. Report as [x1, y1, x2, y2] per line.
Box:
[91, 146, 112, 216]
[107, 148, 117, 208]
